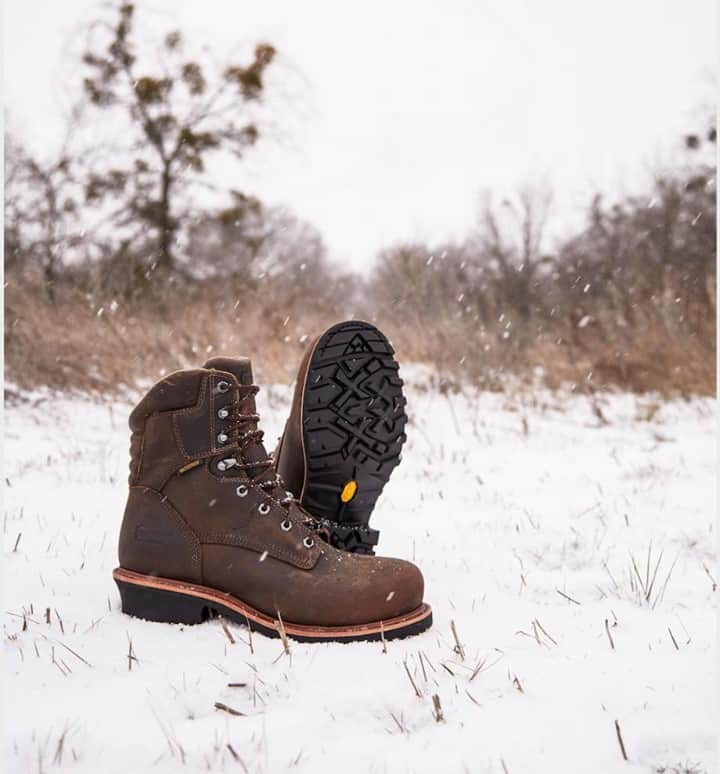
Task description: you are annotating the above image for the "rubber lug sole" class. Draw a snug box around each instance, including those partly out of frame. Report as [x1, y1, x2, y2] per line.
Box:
[299, 321, 407, 555]
[113, 568, 432, 643]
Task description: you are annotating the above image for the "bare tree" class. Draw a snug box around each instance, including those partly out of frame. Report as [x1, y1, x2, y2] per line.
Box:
[476, 185, 554, 320]
[81, 2, 277, 278]
[4, 119, 83, 299]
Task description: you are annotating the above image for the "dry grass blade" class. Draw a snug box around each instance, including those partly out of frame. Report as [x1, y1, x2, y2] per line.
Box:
[605, 618, 615, 650]
[614, 719, 628, 761]
[243, 613, 254, 654]
[630, 545, 662, 604]
[653, 554, 679, 610]
[275, 611, 290, 658]
[219, 616, 235, 645]
[150, 705, 182, 761]
[603, 562, 621, 594]
[389, 712, 407, 734]
[470, 656, 487, 680]
[52, 724, 71, 765]
[627, 544, 678, 608]
[530, 621, 541, 644]
[126, 634, 137, 671]
[226, 744, 249, 773]
[533, 618, 557, 646]
[556, 589, 581, 605]
[431, 693, 444, 722]
[57, 640, 92, 667]
[470, 654, 503, 681]
[702, 562, 717, 591]
[418, 651, 428, 682]
[450, 620, 465, 660]
[404, 659, 422, 698]
[214, 702, 245, 717]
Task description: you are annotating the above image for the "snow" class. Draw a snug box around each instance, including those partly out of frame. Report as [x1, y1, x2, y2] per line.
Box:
[3, 375, 717, 774]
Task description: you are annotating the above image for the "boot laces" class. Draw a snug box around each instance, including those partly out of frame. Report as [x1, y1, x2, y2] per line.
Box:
[217, 384, 294, 508]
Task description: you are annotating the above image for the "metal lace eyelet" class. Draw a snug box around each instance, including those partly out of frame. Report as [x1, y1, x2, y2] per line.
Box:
[303, 536, 314, 548]
[236, 485, 248, 497]
[216, 457, 237, 473]
[258, 503, 271, 515]
[217, 408, 229, 419]
[217, 432, 228, 444]
[217, 380, 230, 393]
[280, 519, 292, 532]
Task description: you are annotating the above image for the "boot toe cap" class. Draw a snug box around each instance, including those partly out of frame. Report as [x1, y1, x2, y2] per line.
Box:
[314, 549, 426, 626]
[375, 557, 425, 619]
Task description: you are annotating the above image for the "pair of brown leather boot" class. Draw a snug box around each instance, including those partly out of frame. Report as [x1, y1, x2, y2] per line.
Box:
[114, 321, 432, 642]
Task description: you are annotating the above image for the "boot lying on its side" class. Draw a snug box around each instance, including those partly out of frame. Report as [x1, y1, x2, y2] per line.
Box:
[114, 357, 432, 642]
[275, 321, 407, 555]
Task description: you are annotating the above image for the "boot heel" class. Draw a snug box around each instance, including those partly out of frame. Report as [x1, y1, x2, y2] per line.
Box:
[116, 578, 210, 625]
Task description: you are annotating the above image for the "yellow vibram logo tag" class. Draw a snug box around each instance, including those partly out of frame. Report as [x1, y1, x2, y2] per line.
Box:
[178, 460, 202, 475]
[340, 480, 358, 503]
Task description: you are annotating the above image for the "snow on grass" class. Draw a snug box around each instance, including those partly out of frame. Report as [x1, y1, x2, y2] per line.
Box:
[3, 378, 717, 774]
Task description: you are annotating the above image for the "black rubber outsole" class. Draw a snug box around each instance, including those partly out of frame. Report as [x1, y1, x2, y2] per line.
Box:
[300, 321, 407, 554]
[115, 573, 433, 643]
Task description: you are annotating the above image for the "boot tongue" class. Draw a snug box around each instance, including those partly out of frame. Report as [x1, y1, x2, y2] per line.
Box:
[203, 356, 253, 386]
[202, 357, 270, 476]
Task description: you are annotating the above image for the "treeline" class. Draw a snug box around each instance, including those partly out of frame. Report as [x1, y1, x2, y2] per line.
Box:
[4, 3, 716, 396]
[368, 141, 716, 394]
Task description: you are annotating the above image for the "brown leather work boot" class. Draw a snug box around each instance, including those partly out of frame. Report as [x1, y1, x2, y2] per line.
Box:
[114, 357, 431, 642]
[275, 321, 407, 555]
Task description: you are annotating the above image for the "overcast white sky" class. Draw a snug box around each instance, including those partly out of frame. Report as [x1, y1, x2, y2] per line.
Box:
[3, 0, 716, 270]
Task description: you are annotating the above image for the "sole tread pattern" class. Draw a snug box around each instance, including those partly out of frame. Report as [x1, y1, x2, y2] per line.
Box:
[301, 321, 407, 553]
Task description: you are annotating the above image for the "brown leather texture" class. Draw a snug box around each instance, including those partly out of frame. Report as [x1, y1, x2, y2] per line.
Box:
[119, 486, 202, 584]
[117, 363, 427, 627]
[202, 544, 423, 626]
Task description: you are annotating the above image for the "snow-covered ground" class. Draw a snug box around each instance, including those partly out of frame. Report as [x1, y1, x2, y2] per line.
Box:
[3, 374, 717, 774]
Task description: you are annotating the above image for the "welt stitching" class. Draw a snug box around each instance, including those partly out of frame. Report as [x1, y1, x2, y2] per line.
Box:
[172, 376, 208, 458]
[133, 432, 146, 485]
[201, 531, 316, 569]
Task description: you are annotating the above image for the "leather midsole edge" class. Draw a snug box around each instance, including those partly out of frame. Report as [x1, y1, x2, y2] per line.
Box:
[113, 566, 431, 637]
